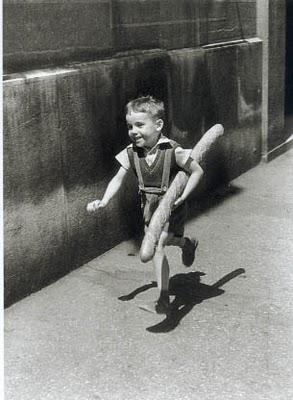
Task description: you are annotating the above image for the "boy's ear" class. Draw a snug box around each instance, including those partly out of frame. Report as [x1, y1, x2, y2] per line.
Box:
[156, 119, 164, 131]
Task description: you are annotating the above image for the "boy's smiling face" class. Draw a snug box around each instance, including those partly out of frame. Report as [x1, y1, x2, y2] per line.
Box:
[126, 111, 163, 149]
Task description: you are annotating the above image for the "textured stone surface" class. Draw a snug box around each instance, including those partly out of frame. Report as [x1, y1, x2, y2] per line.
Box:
[5, 148, 293, 400]
[267, 0, 286, 151]
[170, 39, 262, 185]
[3, 0, 257, 73]
[4, 1, 112, 73]
[4, 51, 169, 305]
[199, 0, 256, 44]
[256, 0, 287, 158]
[4, 40, 263, 305]
[169, 47, 207, 147]
[111, 0, 200, 51]
[4, 77, 69, 303]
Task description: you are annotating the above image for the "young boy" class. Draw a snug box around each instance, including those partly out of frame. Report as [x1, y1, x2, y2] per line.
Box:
[87, 96, 203, 314]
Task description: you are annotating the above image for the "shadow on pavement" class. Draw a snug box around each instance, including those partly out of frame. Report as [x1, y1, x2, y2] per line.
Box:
[187, 183, 243, 221]
[119, 268, 245, 333]
[118, 281, 157, 301]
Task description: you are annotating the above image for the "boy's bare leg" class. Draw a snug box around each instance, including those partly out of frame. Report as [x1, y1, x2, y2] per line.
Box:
[152, 231, 171, 314]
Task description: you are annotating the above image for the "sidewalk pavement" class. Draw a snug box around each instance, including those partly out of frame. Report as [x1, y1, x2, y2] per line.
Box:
[4, 148, 293, 400]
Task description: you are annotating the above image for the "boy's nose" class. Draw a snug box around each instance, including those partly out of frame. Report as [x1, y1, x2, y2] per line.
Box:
[130, 128, 139, 135]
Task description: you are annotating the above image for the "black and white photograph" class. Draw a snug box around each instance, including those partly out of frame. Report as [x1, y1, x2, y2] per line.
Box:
[2, 1, 293, 399]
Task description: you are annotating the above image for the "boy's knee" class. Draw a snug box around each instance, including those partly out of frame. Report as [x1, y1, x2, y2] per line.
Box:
[156, 243, 165, 254]
[157, 232, 172, 250]
[140, 231, 172, 262]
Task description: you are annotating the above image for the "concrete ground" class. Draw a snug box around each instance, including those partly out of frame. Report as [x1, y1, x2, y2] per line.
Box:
[4, 148, 293, 400]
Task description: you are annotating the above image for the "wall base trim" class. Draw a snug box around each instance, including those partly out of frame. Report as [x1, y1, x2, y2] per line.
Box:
[262, 134, 293, 163]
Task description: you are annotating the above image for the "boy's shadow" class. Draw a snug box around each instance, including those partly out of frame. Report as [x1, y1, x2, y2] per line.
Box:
[118, 268, 245, 333]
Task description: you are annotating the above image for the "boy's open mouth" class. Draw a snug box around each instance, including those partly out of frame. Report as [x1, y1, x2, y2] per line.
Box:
[134, 137, 143, 144]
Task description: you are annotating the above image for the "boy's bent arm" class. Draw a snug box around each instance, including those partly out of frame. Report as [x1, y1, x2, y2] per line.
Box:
[174, 159, 203, 207]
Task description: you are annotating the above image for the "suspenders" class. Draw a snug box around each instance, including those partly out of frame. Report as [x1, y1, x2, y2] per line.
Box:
[160, 148, 172, 193]
[129, 146, 174, 195]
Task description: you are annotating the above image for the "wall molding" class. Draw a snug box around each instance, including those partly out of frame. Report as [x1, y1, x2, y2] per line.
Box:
[262, 134, 293, 162]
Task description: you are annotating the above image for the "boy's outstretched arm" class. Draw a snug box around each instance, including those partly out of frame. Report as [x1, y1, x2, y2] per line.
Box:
[87, 167, 128, 213]
[173, 159, 203, 208]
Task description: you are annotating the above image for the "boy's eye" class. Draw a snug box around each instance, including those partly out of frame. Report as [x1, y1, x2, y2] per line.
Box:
[127, 122, 144, 130]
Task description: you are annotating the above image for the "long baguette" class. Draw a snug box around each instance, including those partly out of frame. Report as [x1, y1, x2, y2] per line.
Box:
[140, 124, 224, 262]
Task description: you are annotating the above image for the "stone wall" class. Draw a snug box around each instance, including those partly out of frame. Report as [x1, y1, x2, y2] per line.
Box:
[5, 0, 288, 306]
[4, 40, 262, 306]
[256, 0, 287, 160]
[4, 0, 257, 73]
[267, 0, 286, 152]
[4, 51, 169, 305]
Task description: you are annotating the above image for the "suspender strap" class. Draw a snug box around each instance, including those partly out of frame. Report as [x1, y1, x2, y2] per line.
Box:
[133, 151, 145, 192]
[160, 148, 173, 193]
[127, 145, 175, 194]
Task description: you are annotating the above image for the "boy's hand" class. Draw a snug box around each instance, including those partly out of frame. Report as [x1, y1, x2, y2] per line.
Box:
[173, 196, 184, 210]
[86, 200, 107, 213]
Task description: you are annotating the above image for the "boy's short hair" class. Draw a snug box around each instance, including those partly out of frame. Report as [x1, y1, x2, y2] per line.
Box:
[126, 96, 165, 120]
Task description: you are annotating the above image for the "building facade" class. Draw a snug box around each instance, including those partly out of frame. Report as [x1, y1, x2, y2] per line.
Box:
[3, 0, 290, 305]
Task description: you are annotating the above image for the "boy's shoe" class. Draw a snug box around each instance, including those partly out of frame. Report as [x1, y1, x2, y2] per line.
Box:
[182, 238, 198, 267]
[155, 296, 170, 315]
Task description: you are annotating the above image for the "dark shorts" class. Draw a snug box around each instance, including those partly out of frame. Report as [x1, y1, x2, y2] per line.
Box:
[141, 193, 186, 237]
[166, 202, 186, 237]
